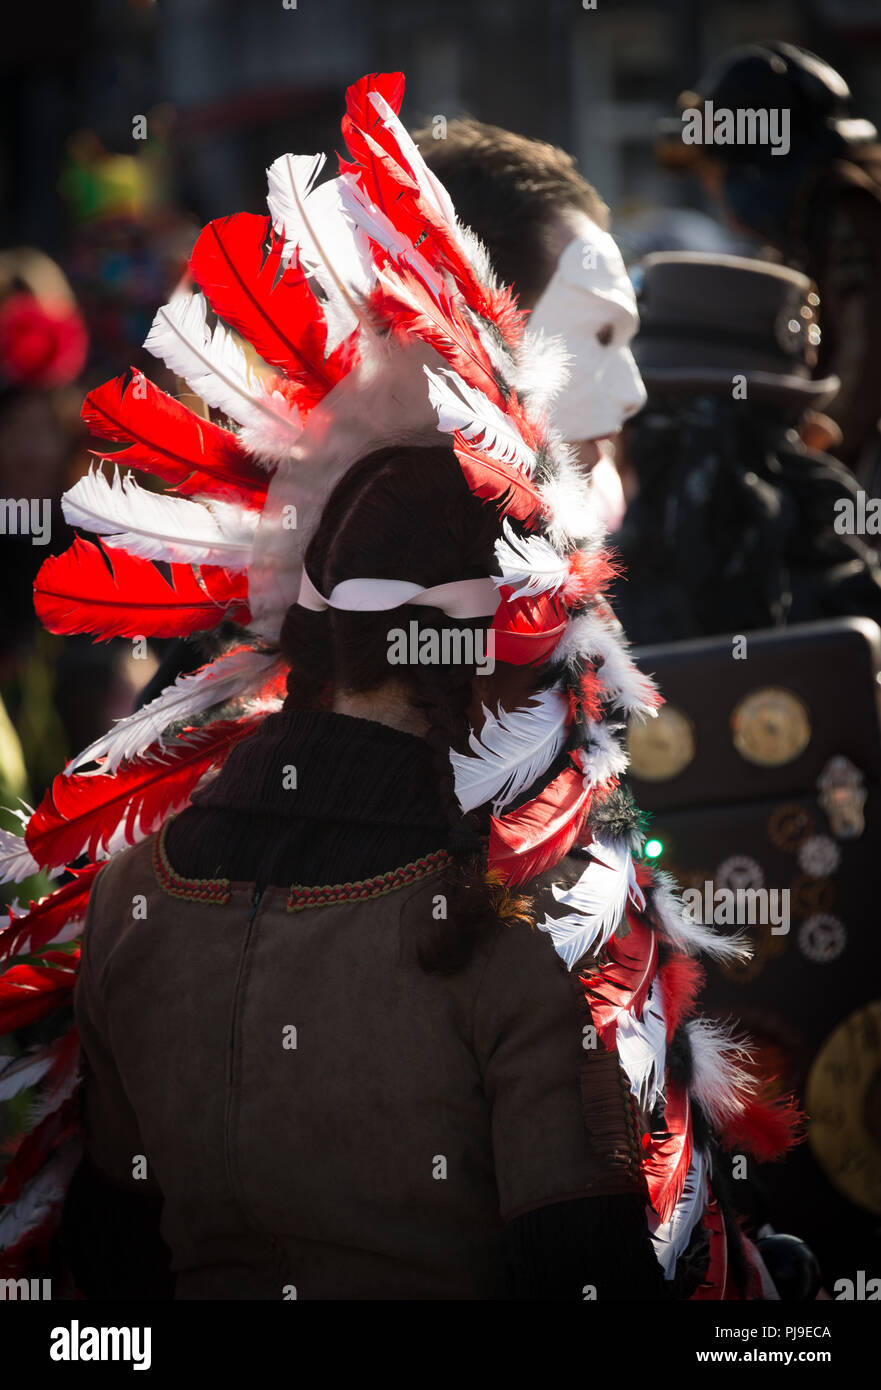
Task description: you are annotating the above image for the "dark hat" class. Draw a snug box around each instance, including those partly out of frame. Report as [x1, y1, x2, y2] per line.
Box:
[633, 252, 840, 409]
[655, 41, 877, 170]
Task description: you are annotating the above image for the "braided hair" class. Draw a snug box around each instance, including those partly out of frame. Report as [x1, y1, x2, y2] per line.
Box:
[278, 444, 534, 969]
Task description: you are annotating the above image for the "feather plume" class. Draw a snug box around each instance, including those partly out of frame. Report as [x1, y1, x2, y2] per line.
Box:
[511, 327, 571, 413]
[643, 1080, 693, 1223]
[489, 763, 591, 887]
[649, 1149, 708, 1280]
[581, 908, 659, 1049]
[367, 91, 458, 231]
[718, 1090, 805, 1160]
[188, 213, 357, 404]
[0, 1138, 80, 1256]
[371, 263, 504, 404]
[616, 977, 667, 1112]
[66, 648, 284, 775]
[34, 537, 250, 640]
[659, 953, 706, 1040]
[686, 1017, 759, 1128]
[24, 1028, 81, 1130]
[648, 870, 752, 963]
[62, 464, 258, 570]
[689, 1196, 730, 1299]
[452, 688, 568, 815]
[578, 722, 629, 787]
[81, 370, 267, 505]
[25, 720, 257, 871]
[0, 865, 100, 962]
[0, 1045, 56, 1103]
[493, 517, 569, 597]
[425, 368, 535, 469]
[553, 609, 661, 721]
[339, 175, 445, 297]
[538, 833, 644, 969]
[453, 438, 545, 527]
[0, 823, 45, 887]
[144, 290, 303, 458]
[266, 156, 373, 345]
[0, 950, 79, 1032]
[538, 451, 606, 553]
[491, 587, 568, 666]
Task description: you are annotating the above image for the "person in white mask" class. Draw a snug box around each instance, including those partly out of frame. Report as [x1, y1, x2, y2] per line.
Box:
[416, 120, 646, 526]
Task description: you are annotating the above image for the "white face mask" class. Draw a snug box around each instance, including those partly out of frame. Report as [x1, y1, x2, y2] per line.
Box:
[529, 216, 647, 443]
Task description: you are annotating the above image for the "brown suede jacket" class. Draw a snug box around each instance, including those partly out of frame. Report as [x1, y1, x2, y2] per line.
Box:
[64, 705, 667, 1300]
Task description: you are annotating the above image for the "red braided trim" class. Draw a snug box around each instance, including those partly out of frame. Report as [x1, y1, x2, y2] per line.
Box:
[152, 817, 231, 905]
[286, 849, 452, 913]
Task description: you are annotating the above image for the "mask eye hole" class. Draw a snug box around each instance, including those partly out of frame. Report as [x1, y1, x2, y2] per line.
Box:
[596, 323, 614, 347]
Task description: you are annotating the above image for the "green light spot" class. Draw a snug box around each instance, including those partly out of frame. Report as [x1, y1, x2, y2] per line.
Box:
[645, 839, 663, 859]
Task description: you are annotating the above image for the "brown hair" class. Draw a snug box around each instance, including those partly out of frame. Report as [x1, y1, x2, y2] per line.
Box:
[279, 443, 534, 968]
[412, 117, 609, 305]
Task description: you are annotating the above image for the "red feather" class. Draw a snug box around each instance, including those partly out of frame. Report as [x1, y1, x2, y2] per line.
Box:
[342, 71, 406, 185]
[454, 439, 544, 528]
[561, 549, 618, 605]
[34, 537, 250, 640]
[580, 908, 659, 1049]
[658, 952, 706, 1042]
[489, 762, 592, 885]
[344, 122, 494, 319]
[0, 949, 79, 1032]
[0, 865, 101, 964]
[189, 214, 356, 405]
[25, 719, 257, 871]
[689, 1196, 731, 1301]
[0, 1097, 78, 1205]
[643, 1079, 693, 1224]
[491, 586, 568, 666]
[81, 371, 268, 506]
[369, 265, 504, 406]
[719, 1090, 805, 1160]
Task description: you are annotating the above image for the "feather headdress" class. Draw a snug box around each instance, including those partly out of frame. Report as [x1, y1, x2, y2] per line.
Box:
[0, 71, 799, 1290]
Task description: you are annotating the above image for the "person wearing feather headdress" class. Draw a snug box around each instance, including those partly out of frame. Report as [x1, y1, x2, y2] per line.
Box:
[0, 74, 800, 1300]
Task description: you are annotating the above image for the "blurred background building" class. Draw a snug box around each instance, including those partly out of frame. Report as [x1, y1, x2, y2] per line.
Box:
[4, 0, 881, 248]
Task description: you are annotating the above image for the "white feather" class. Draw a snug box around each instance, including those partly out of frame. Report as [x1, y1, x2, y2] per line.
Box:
[553, 609, 660, 721]
[687, 1016, 760, 1128]
[1, 897, 85, 957]
[511, 327, 572, 412]
[144, 291, 302, 459]
[266, 157, 373, 347]
[538, 834, 645, 970]
[425, 366, 535, 470]
[649, 870, 752, 964]
[452, 688, 568, 815]
[0, 824, 44, 886]
[65, 649, 284, 776]
[25, 1038, 81, 1129]
[369, 92, 460, 232]
[617, 978, 667, 1112]
[538, 447, 606, 552]
[649, 1149, 708, 1279]
[577, 722, 630, 786]
[493, 517, 569, 597]
[0, 1045, 55, 1102]
[0, 1138, 80, 1252]
[338, 175, 446, 301]
[62, 465, 257, 569]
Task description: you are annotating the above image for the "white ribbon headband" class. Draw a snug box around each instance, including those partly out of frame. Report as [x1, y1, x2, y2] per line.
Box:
[296, 568, 498, 619]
